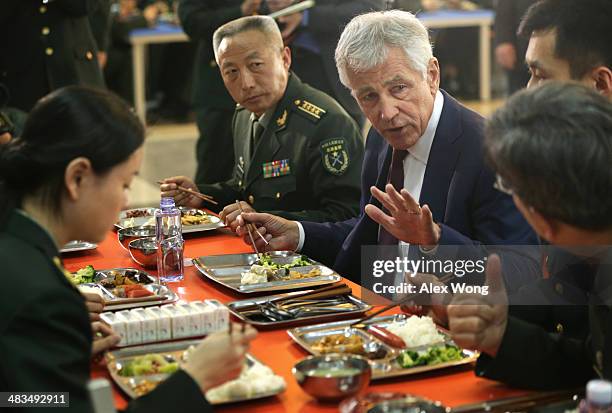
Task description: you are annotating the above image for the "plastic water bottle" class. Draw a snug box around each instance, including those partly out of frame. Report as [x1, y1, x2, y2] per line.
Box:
[155, 197, 184, 282]
[580, 380, 612, 413]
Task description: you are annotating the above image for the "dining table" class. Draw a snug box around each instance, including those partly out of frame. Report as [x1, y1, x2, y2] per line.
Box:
[62, 225, 532, 412]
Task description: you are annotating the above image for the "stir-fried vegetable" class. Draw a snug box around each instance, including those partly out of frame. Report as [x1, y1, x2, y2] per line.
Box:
[397, 345, 464, 368]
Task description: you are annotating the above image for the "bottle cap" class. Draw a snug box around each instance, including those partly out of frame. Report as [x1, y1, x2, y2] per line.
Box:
[160, 197, 176, 210]
[587, 380, 612, 405]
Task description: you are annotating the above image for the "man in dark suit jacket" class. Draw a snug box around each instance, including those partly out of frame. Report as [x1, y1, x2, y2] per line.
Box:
[235, 10, 538, 294]
[179, 0, 263, 185]
[494, 0, 534, 94]
[265, 0, 384, 121]
[0, 0, 106, 112]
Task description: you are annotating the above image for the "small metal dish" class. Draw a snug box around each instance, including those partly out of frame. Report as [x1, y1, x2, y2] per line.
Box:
[117, 226, 156, 250]
[293, 354, 371, 402]
[128, 237, 157, 269]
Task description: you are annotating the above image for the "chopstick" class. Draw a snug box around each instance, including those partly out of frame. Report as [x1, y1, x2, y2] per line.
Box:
[157, 181, 218, 206]
[228, 321, 247, 336]
[239, 202, 260, 254]
[238, 283, 352, 311]
[450, 388, 581, 413]
[350, 273, 456, 327]
[236, 200, 269, 246]
[276, 283, 351, 305]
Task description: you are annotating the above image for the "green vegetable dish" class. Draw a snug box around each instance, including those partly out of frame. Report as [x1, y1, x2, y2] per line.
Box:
[118, 354, 179, 377]
[68, 265, 96, 285]
[255, 254, 314, 270]
[397, 345, 464, 368]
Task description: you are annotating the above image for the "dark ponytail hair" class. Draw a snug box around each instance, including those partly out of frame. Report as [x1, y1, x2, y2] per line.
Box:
[0, 86, 144, 225]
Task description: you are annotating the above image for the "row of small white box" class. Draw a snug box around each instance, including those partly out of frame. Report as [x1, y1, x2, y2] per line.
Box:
[100, 300, 229, 347]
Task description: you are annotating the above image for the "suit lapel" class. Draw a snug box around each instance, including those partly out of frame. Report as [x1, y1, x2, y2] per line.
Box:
[419, 90, 463, 222]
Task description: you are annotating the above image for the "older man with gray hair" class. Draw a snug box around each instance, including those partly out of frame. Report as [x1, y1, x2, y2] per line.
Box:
[237, 10, 538, 293]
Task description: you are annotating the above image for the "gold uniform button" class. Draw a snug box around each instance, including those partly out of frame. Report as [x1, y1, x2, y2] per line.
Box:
[555, 323, 564, 334]
[42, 27, 50, 35]
[276, 192, 281, 199]
[39, 5, 47, 13]
[238, 180, 242, 187]
[248, 195, 255, 205]
[45, 47, 54, 56]
[86, 51, 93, 60]
[554, 283, 564, 295]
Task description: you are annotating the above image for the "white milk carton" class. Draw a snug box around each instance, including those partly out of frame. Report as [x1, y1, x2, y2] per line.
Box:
[162, 304, 190, 339]
[118, 310, 143, 345]
[100, 312, 127, 345]
[204, 299, 230, 332]
[132, 308, 157, 343]
[146, 306, 172, 341]
[178, 303, 203, 336]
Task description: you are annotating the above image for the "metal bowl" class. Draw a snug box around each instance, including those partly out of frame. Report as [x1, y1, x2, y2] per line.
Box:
[117, 226, 156, 250]
[128, 237, 157, 269]
[292, 354, 371, 402]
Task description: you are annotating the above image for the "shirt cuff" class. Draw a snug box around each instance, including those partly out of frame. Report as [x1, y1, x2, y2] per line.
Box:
[295, 221, 305, 252]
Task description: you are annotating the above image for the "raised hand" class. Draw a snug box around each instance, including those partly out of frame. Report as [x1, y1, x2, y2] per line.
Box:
[447, 254, 509, 357]
[365, 184, 441, 246]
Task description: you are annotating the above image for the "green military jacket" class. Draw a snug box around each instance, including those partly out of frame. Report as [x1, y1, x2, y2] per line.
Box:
[0, 211, 210, 412]
[198, 73, 364, 223]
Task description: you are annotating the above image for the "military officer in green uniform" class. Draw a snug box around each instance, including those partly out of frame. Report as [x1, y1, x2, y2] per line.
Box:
[161, 15, 363, 226]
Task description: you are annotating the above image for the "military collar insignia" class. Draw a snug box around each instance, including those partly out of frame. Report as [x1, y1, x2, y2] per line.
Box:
[293, 99, 326, 122]
[320, 138, 350, 176]
[276, 109, 288, 128]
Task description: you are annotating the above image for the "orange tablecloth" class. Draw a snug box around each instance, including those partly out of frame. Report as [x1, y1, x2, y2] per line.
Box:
[63, 228, 530, 412]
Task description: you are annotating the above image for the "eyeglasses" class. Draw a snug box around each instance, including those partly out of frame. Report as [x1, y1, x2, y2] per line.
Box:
[494, 174, 514, 196]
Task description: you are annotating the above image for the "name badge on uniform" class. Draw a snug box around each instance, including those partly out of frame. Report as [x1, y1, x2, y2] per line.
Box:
[262, 159, 291, 179]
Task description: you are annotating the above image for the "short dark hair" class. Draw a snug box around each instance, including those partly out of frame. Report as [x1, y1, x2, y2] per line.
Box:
[212, 15, 283, 60]
[485, 82, 612, 230]
[518, 0, 612, 78]
[0, 86, 144, 223]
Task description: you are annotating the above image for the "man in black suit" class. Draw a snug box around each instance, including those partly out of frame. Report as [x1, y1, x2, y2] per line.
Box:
[0, 0, 106, 112]
[265, 0, 384, 122]
[494, 0, 534, 94]
[235, 10, 538, 294]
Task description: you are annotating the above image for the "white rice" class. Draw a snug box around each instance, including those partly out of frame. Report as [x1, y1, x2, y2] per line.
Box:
[205, 362, 285, 402]
[385, 315, 444, 348]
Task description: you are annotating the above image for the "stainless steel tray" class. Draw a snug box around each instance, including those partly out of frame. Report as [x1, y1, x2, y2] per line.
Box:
[193, 252, 342, 294]
[287, 315, 478, 380]
[75, 267, 178, 310]
[116, 207, 225, 234]
[226, 292, 371, 328]
[105, 340, 286, 404]
[60, 240, 97, 253]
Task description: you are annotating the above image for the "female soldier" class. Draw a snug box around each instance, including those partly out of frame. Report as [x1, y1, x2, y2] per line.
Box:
[0, 86, 256, 412]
